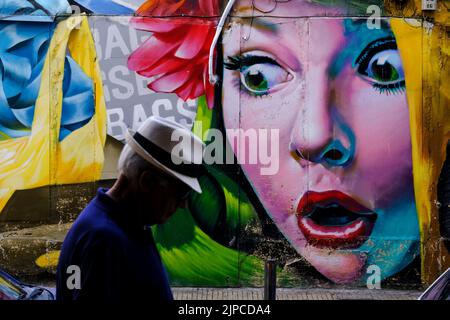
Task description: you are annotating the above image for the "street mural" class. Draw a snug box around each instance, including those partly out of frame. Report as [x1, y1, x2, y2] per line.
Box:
[0, 0, 449, 288]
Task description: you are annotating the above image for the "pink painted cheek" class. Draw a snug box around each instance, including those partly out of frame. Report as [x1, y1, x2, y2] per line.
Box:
[234, 115, 306, 225]
[240, 163, 295, 215]
[334, 72, 412, 192]
[238, 147, 305, 223]
[337, 74, 410, 155]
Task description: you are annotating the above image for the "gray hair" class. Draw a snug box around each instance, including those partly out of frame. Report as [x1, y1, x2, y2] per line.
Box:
[117, 144, 155, 180]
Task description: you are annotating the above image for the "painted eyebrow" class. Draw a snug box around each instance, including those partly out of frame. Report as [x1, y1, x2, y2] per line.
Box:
[327, 20, 395, 78]
[241, 17, 390, 34]
[346, 18, 391, 31]
[224, 55, 280, 70]
[240, 17, 280, 34]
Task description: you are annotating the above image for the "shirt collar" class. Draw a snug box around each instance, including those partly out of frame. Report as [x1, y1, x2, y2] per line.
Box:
[95, 188, 153, 234]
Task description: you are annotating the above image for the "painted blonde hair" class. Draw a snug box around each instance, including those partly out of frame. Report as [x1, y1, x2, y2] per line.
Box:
[387, 0, 450, 284]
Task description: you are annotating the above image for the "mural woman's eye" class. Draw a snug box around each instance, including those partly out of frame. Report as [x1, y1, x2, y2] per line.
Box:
[241, 63, 291, 95]
[224, 55, 292, 96]
[356, 38, 406, 95]
[365, 49, 403, 83]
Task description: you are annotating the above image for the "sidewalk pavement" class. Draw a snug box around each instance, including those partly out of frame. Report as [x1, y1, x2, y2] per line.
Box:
[172, 288, 422, 300]
[39, 284, 422, 300]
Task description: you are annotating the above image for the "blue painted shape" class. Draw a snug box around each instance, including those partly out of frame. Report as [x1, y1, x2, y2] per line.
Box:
[0, 19, 95, 141]
[0, 0, 71, 21]
[71, 0, 135, 14]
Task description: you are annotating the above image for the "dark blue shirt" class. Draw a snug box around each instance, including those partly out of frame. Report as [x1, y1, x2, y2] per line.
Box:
[56, 188, 173, 302]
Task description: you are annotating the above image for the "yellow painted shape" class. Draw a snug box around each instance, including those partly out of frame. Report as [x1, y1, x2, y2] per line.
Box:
[392, 16, 450, 284]
[0, 15, 106, 212]
[35, 250, 61, 269]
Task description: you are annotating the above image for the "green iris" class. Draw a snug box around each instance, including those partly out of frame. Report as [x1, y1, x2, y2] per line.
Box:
[244, 69, 269, 93]
[371, 60, 400, 83]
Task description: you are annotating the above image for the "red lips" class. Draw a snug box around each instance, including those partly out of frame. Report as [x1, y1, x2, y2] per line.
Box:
[296, 191, 377, 249]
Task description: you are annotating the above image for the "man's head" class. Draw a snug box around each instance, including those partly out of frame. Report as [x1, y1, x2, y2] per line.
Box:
[111, 116, 205, 226]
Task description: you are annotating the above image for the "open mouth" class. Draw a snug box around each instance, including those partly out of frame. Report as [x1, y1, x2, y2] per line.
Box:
[296, 191, 377, 249]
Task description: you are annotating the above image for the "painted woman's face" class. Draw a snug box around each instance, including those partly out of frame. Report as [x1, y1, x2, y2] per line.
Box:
[221, 0, 420, 284]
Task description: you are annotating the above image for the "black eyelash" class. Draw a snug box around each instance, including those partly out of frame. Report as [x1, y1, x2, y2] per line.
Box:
[224, 55, 280, 70]
[355, 37, 407, 96]
[225, 54, 281, 98]
[373, 81, 406, 95]
[355, 37, 397, 75]
[224, 56, 242, 70]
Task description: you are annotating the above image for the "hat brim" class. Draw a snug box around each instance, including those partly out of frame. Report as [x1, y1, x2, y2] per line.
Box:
[125, 130, 202, 194]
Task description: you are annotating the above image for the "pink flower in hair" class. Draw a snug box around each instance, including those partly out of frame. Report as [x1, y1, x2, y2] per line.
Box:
[128, 0, 219, 109]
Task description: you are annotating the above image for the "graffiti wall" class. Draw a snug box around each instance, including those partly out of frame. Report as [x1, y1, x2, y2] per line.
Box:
[0, 0, 449, 288]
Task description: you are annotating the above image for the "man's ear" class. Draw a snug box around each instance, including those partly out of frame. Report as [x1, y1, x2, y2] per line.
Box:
[138, 170, 155, 192]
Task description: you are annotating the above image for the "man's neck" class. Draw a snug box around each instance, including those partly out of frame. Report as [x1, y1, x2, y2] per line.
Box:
[106, 174, 131, 202]
[105, 175, 155, 228]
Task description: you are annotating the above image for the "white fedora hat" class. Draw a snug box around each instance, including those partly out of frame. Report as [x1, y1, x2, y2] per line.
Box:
[125, 116, 205, 193]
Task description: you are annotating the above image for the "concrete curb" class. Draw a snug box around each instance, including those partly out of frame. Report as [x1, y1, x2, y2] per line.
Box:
[172, 288, 422, 300]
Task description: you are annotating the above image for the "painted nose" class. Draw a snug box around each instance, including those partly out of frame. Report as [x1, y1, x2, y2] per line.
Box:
[290, 69, 352, 166]
[292, 139, 353, 166]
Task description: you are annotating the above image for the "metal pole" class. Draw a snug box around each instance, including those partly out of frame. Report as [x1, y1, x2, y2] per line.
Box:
[264, 259, 277, 300]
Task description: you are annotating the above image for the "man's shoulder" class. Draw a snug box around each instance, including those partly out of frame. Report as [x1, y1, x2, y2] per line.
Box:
[86, 223, 127, 244]
[67, 200, 128, 247]
[63, 223, 128, 262]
